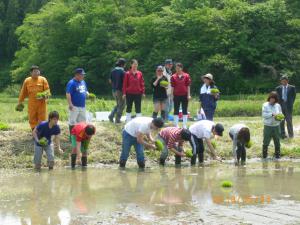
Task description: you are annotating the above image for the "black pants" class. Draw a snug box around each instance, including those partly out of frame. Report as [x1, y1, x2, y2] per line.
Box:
[229, 133, 246, 162]
[190, 134, 205, 164]
[173, 95, 188, 115]
[126, 94, 142, 113]
[280, 103, 294, 138]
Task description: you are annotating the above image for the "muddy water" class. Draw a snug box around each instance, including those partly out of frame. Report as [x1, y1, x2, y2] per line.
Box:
[0, 162, 300, 225]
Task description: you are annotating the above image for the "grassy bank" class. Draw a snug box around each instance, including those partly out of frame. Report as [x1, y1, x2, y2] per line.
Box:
[0, 93, 300, 169]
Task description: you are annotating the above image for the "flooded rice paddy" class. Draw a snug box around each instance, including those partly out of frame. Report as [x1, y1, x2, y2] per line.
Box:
[0, 161, 300, 225]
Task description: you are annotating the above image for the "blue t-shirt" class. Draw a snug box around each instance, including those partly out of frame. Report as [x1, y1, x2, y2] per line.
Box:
[36, 121, 61, 146]
[66, 79, 88, 107]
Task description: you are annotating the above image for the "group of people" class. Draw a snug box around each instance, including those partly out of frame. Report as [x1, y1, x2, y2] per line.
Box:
[16, 60, 296, 170]
[108, 58, 220, 128]
[17, 66, 96, 170]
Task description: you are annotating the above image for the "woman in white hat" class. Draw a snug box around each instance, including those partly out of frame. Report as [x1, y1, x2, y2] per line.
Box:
[199, 73, 219, 121]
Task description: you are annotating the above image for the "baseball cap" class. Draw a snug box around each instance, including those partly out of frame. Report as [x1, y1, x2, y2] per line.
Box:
[214, 123, 224, 136]
[202, 73, 213, 80]
[75, 68, 86, 75]
[165, 59, 173, 64]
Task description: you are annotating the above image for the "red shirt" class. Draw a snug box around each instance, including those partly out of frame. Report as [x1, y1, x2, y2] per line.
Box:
[71, 122, 94, 142]
[123, 70, 145, 95]
[159, 127, 183, 149]
[171, 72, 191, 96]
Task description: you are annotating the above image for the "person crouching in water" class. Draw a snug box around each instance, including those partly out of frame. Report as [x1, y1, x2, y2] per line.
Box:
[157, 127, 191, 166]
[189, 120, 224, 165]
[70, 123, 96, 168]
[119, 117, 164, 168]
[229, 124, 250, 166]
[32, 111, 63, 170]
[262, 91, 282, 160]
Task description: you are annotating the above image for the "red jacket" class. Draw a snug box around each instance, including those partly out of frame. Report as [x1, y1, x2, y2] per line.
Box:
[171, 72, 191, 96]
[123, 70, 145, 95]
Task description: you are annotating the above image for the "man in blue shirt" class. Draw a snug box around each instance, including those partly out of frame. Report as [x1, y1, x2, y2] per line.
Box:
[32, 111, 63, 170]
[108, 58, 126, 123]
[66, 68, 89, 135]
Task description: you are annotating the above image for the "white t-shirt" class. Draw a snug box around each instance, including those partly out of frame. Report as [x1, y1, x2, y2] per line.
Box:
[189, 120, 215, 139]
[124, 117, 153, 137]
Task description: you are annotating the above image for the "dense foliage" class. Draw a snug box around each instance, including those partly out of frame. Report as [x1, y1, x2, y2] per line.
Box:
[1, 0, 300, 95]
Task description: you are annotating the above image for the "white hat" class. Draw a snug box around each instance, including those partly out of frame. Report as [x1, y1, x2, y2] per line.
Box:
[202, 73, 213, 80]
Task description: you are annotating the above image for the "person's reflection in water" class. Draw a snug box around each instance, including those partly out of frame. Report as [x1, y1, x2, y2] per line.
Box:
[25, 172, 62, 225]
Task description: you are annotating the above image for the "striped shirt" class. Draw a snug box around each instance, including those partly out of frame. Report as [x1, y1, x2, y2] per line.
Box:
[159, 127, 183, 149]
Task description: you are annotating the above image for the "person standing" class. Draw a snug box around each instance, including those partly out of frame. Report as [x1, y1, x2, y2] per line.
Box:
[262, 92, 282, 160]
[122, 59, 145, 122]
[275, 75, 296, 139]
[171, 62, 191, 128]
[66, 68, 89, 136]
[108, 58, 126, 123]
[119, 117, 164, 168]
[17, 65, 50, 130]
[199, 73, 219, 121]
[152, 65, 168, 119]
[163, 59, 173, 121]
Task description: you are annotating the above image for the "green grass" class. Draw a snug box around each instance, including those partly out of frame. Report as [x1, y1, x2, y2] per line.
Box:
[0, 122, 9, 131]
[1, 93, 300, 169]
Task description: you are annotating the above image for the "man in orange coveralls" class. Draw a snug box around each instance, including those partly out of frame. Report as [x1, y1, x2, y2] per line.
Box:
[17, 65, 51, 130]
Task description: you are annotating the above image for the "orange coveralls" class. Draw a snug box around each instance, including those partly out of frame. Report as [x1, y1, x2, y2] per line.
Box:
[18, 76, 50, 129]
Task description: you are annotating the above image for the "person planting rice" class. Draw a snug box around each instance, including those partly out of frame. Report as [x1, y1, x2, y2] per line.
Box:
[157, 127, 191, 166]
[32, 111, 62, 170]
[229, 124, 251, 166]
[119, 117, 164, 169]
[171, 62, 191, 129]
[152, 65, 168, 119]
[17, 65, 51, 130]
[70, 122, 96, 168]
[199, 73, 219, 121]
[262, 92, 282, 160]
[66, 68, 89, 138]
[189, 120, 224, 165]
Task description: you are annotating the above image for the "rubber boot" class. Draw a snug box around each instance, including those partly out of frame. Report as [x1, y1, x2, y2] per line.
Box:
[275, 147, 281, 159]
[48, 161, 54, 170]
[175, 155, 181, 165]
[183, 115, 188, 129]
[81, 156, 87, 167]
[199, 152, 204, 163]
[119, 160, 126, 168]
[159, 158, 165, 166]
[161, 110, 166, 120]
[137, 161, 145, 169]
[262, 145, 268, 159]
[71, 154, 77, 169]
[241, 147, 246, 165]
[115, 114, 122, 124]
[191, 155, 196, 166]
[126, 113, 131, 123]
[174, 115, 179, 127]
[152, 112, 158, 119]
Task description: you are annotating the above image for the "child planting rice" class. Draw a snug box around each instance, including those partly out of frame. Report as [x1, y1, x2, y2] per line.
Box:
[119, 117, 164, 168]
[262, 92, 282, 160]
[157, 127, 192, 166]
[32, 111, 63, 170]
[189, 120, 224, 165]
[70, 122, 96, 168]
[229, 124, 251, 166]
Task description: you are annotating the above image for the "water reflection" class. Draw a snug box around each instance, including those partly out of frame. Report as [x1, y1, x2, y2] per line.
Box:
[0, 162, 300, 224]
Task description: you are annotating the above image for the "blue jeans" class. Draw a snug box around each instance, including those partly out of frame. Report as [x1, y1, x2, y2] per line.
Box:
[165, 96, 173, 121]
[120, 130, 144, 163]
